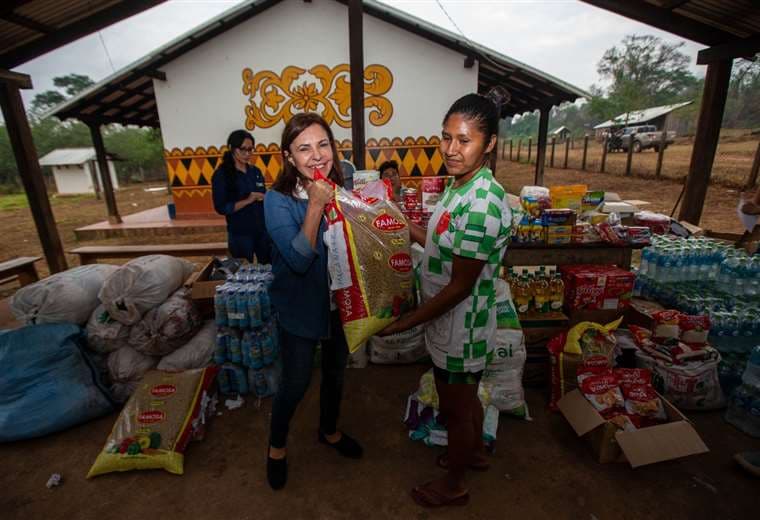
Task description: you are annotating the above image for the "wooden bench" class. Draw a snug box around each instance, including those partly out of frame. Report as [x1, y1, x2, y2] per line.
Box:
[0, 256, 41, 287]
[69, 243, 229, 265]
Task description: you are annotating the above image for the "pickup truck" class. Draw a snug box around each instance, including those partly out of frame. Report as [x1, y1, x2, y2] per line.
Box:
[608, 125, 676, 153]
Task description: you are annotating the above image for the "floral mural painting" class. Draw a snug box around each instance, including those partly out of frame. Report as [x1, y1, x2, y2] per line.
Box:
[242, 64, 393, 130]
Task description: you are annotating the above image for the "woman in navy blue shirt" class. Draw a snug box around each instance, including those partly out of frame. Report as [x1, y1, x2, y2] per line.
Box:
[263, 113, 362, 490]
[211, 129, 271, 264]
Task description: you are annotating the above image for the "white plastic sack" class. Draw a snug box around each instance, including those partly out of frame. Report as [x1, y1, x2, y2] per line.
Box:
[86, 304, 132, 354]
[99, 255, 195, 325]
[129, 289, 201, 356]
[107, 346, 158, 384]
[346, 342, 369, 369]
[10, 264, 119, 325]
[157, 321, 216, 372]
[369, 341, 427, 365]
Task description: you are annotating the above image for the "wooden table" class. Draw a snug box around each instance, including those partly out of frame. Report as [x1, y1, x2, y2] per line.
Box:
[503, 242, 645, 270]
[0, 256, 41, 287]
[69, 243, 228, 265]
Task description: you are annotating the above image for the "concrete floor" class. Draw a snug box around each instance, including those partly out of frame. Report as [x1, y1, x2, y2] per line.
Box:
[1, 364, 757, 520]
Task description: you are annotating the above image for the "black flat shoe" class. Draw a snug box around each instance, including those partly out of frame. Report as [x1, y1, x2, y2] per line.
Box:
[318, 430, 363, 459]
[267, 455, 287, 490]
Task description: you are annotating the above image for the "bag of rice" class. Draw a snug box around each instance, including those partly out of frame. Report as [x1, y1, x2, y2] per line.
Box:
[321, 176, 414, 352]
[86, 304, 133, 354]
[129, 289, 201, 356]
[99, 255, 195, 325]
[10, 264, 119, 325]
[87, 367, 218, 477]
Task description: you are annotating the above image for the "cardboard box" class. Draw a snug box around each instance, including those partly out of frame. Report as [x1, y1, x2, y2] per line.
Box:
[558, 389, 709, 467]
[186, 259, 224, 300]
[560, 265, 635, 312]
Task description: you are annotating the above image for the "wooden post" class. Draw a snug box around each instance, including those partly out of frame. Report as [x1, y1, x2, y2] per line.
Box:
[527, 138, 532, 164]
[348, 0, 366, 169]
[550, 137, 556, 167]
[563, 137, 570, 168]
[625, 136, 634, 176]
[501, 139, 506, 160]
[744, 140, 760, 189]
[88, 122, 122, 224]
[570, 137, 574, 150]
[679, 59, 733, 225]
[581, 135, 589, 171]
[0, 76, 68, 273]
[655, 130, 667, 180]
[600, 136, 608, 173]
[509, 139, 513, 161]
[517, 139, 522, 162]
[535, 106, 549, 186]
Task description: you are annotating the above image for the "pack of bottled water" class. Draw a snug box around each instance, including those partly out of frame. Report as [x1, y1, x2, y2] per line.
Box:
[634, 235, 760, 354]
[725, 346, 760, 438]
[212, 263, 279, 397]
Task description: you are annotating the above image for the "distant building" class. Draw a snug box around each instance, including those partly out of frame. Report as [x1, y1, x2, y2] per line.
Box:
[550, 126, 570, 141]
[38, 148, 119, 195]
[593, 101, 693, 140]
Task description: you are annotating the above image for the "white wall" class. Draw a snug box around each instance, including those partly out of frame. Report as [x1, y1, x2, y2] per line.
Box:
[52, 161, 119, 195]
[154, 0, 477, 150]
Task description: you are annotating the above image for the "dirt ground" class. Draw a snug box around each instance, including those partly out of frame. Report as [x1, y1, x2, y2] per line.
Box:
[1, 364, 757, 520]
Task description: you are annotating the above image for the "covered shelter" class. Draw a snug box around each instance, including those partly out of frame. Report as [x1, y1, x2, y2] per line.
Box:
[0, 0, 167, 273]
[49, 0, 587, 218]
[550, 126, 571, 141]
[38, 148, 120, 195]
[592, 101, 693, 139]
[580, 0, 760, 225]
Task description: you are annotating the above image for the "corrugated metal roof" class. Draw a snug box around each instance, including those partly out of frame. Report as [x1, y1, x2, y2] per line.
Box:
[49, 0, 589, 128]
[0, 1, 167, 69]
[38, 148, 98, 166]
[550, 126, 569, 135]
[593, 101, 694, 129]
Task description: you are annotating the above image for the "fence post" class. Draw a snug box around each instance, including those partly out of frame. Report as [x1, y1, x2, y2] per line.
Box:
[745, 140, 760, 189]
[509, 139, 513, 161]
[600, 136, 608, 173]
[581, 135, 589, 171]
[550, 137, 556, 167]
[527, 138, 532, 164]
[517, 139, 522, 162]
[570, 137, 574, 150]
[563, 137, 570, 169]
[655, 130, 667, 180]
[501, 139, 506, 160]
[625, 137, 634, 176]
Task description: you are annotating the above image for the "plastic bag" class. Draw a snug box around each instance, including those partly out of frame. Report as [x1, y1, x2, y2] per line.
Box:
[10, 264, 119, 325]
[322, 177, 414, 352]
[86, 304, 133, 354]
[564, 317, 623, 366]
[129, 289, 202, 356]
[157, 320, 216, 372]
[107, 347, 159, 402]
[87, 367, 218, 477]
[99, 255, 195, 325]
[519, 186, 551, 217]
[0, 324, 114, 442]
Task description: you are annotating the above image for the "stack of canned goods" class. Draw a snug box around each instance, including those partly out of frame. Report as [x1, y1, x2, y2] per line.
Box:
[400, 187, 433, 228]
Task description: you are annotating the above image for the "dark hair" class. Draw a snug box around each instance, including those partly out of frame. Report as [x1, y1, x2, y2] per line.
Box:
[221, 129, 254, 170]
[273, 113, 344, 195]
[378, 160, 399, 175]
[443, 86, 511, 138]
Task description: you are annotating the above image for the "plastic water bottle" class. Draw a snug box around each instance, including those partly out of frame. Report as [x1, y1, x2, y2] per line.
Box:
[214, 286, 227, 327]
[226, 287, 239, 328]
[639, 249, 650, 277]
[241, 331, 253, 367]
[743, 347, 760, 388]
[248, 286, 262, 328]
[261, 332, 274, 366]
[217, 368, 232, 394]
[214, 331, 227, 364]
[260, 286, 271, 323]
[725, 347, 760, 438]
[237, 287, 250, 329]
[250, 333, 264, 369]
[253, 369, 268, 397]
[228, 331, 242, 364]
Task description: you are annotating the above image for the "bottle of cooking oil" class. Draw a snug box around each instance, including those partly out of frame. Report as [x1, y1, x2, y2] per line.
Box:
[513, 273, 532, 314]
[533, 266, 550, 314]
[549, 268, 565, 312]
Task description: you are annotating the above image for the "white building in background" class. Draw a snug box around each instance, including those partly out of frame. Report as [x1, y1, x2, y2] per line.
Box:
[38, 148, 119, 195]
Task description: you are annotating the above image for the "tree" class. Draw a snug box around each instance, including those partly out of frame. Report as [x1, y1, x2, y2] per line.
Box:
[29, 90, 66, 115]
[53, 73, 94, 97]
[724, 56, 760, 128]
[30, 73, 95, 116]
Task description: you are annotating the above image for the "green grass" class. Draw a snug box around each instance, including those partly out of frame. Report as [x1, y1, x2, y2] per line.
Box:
[0, 194, 28, 210]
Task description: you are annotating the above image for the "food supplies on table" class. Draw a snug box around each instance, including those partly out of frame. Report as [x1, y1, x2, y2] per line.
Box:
[87, 367, 218, 477]
[519, 186, 551, 218]
[157, 320, 217, 372]
[549, 185, 587, 213]
[128, 289, 201, 356]
[86, 304, 132, 354]
[633, 211, 671, 235]
[321, 176, 414, 352]
[10, 264, 119, 325]
[99, 255, 195, 325]
[421, 177, 447, 211]
[0, 324, 114, 442]
[560, 265, 635, 312]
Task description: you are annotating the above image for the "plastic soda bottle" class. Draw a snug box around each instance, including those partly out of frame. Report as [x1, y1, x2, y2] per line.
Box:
[513, 274, 532, 314]
[533, 267, 550, 313]
[549, 270, 565, 312]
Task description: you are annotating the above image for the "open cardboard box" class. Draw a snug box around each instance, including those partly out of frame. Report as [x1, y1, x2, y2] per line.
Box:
[186, 258, 224, 300]
[557, 389, 708, 467]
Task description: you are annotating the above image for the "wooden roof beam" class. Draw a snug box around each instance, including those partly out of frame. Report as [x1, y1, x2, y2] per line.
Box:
[0, 1, 35, 18]
[0, 12, 55, 34]
[697, 33, 760, 64]
[0, 68, 32, 89]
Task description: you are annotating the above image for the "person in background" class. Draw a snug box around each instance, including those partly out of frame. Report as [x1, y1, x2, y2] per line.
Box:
[263, 113, 362, 491]
[379, 88, 511, 508]
[212, 129, 271, 264]
[378, 160, 402, 201]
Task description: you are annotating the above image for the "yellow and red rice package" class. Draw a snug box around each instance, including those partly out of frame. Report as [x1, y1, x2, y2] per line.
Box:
[320, 174, 414, 352]
[87, 367, 217, 478]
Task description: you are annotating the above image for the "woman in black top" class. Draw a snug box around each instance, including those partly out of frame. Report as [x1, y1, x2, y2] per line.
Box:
[212, 129, 272, 264]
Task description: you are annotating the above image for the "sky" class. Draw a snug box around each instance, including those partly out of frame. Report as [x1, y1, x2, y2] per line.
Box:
[14, 0, 708, 107]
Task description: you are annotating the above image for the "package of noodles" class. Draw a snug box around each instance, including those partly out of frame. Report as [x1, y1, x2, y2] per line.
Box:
[87, 367, 218, 478]
[321, 174, 415, 352]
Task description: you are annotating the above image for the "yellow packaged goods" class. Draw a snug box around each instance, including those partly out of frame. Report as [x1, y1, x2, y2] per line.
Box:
[87, 367, 218, 478]
[323, 178, 414, 352]
[549, 185, 587, 212]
